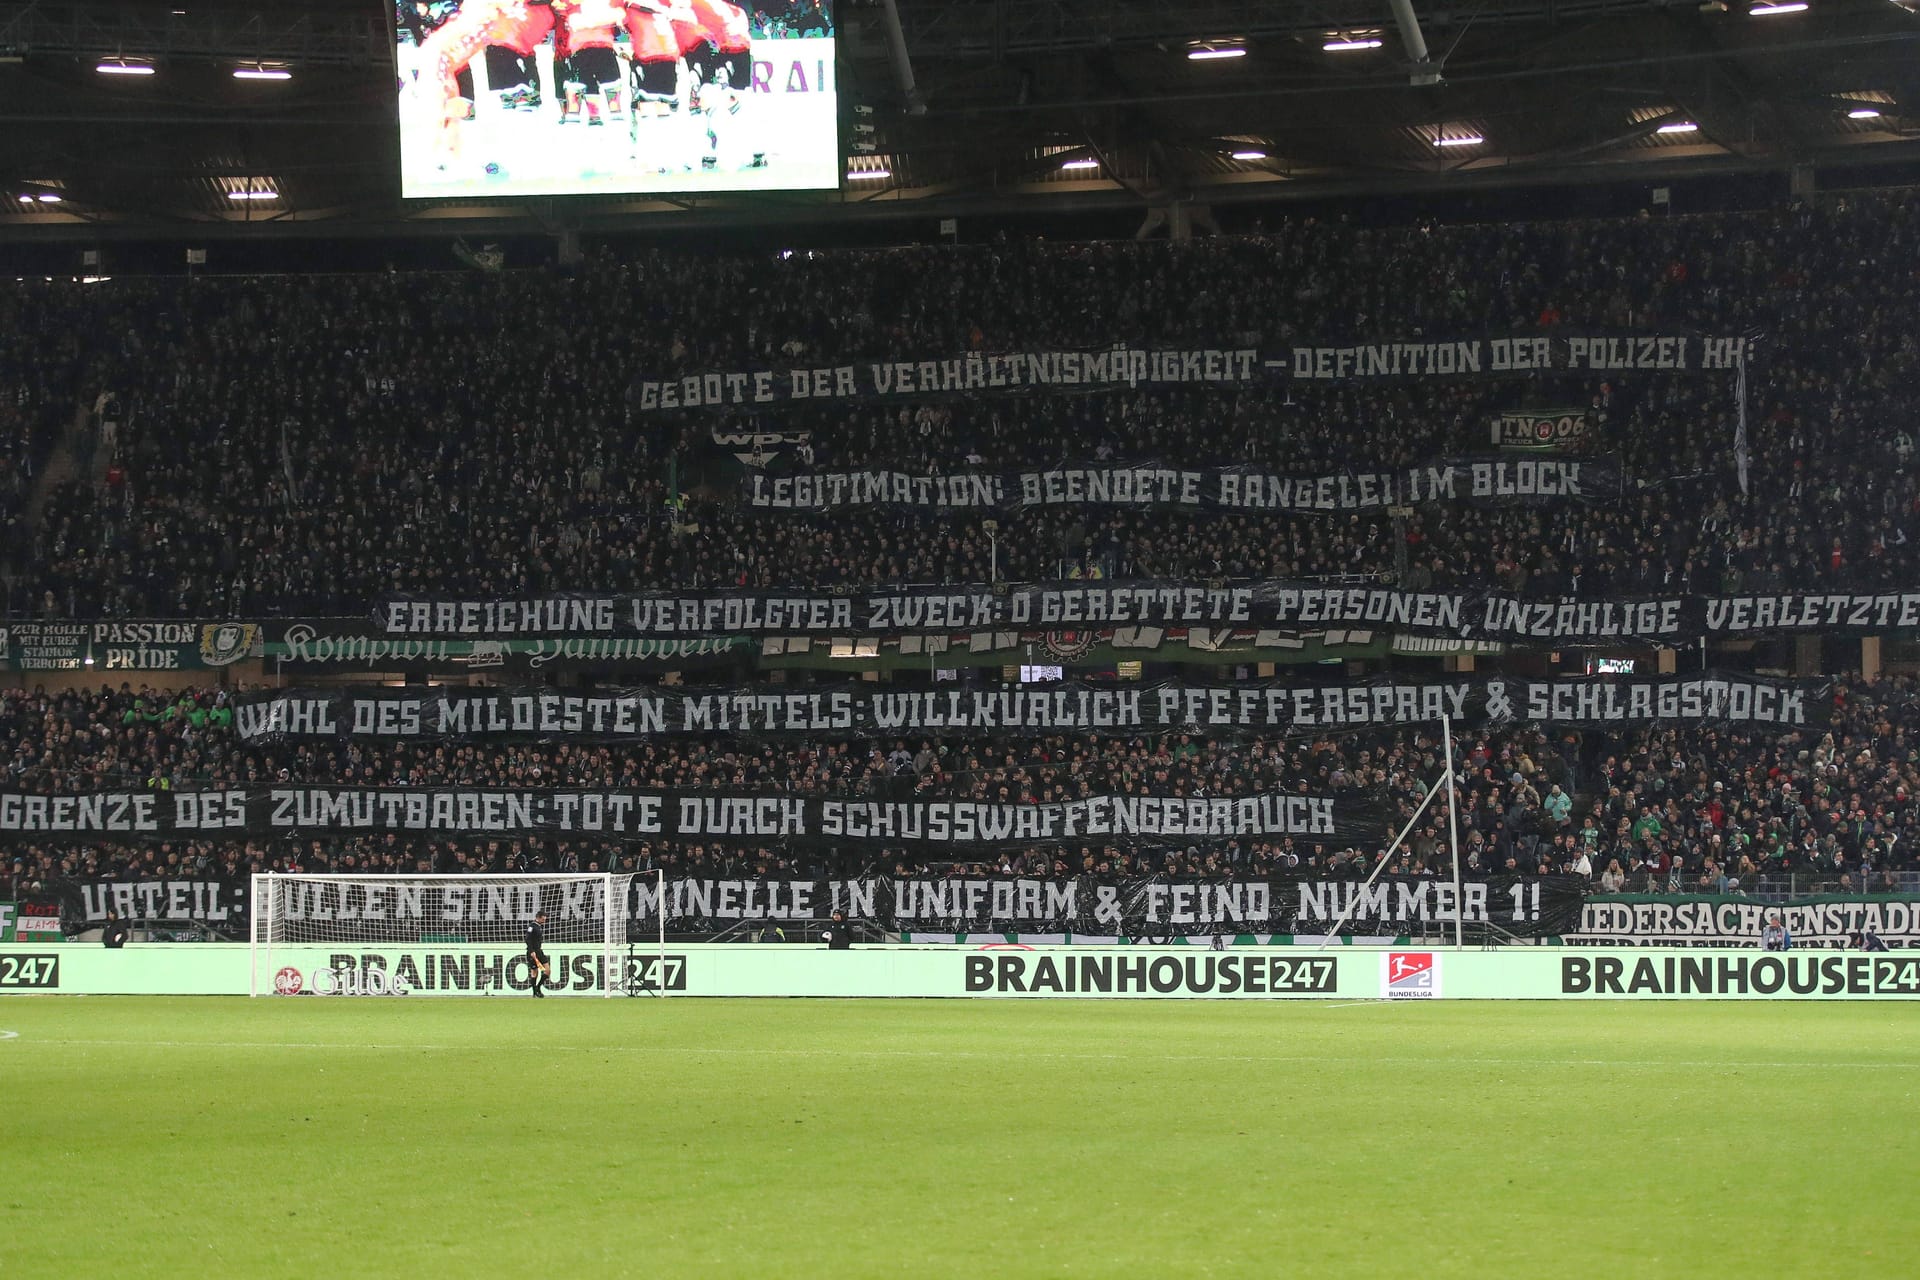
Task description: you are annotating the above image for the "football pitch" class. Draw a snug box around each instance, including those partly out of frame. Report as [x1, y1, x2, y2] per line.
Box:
[3, 998, 1916, 1277]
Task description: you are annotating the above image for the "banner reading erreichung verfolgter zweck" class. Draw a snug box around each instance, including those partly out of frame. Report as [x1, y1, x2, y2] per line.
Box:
[229, 673, 1825, 745]
[370, 583, 1920, 644]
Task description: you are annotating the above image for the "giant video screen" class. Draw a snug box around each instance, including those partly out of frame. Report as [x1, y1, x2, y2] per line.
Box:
[395, 1, 837, 198]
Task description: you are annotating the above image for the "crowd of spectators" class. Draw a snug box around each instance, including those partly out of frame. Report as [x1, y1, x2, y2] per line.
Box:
[4, 677, 1917, 914]
[747, 0, 830, 38]
[0, 280, 104, 589]
[6, 190, 1920, 932]
[7, 189, 1920, 615]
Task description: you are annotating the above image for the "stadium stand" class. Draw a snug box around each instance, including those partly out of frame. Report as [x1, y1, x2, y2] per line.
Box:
[3, 675, 1915, 903]
[5, 191, 1918, 617]
[5, 191, 1920, 927]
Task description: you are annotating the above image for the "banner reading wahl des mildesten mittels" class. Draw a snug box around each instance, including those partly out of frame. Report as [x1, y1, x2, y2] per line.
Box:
[229, 673, 1824, 745]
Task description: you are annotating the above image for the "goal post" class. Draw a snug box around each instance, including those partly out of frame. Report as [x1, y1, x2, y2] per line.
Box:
[250, 872, 634, 997]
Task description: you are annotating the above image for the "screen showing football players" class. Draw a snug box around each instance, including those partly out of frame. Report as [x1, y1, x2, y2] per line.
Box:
[395, 1, 837, 198]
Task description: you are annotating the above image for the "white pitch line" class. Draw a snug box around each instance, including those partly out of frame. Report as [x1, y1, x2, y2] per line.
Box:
[10, 1036, 1916, 1072]
[0, 1030, 17, 1040]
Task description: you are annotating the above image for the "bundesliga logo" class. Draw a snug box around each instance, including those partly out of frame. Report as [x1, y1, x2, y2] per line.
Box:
[1383, 951, 1441, 999]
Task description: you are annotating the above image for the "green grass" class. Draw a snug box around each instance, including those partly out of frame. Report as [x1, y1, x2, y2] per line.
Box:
[2, 999, 1917, 1278]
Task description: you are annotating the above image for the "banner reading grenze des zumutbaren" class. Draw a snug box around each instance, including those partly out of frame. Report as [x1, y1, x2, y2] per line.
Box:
[0, 787, 1384, 848]
[49, 872, 1581, 939]
[634, 333, 1752, 410]
[231, 673, 1824, 745]
[373, 584, 1920, 644]
[742, 454, 1626, 512]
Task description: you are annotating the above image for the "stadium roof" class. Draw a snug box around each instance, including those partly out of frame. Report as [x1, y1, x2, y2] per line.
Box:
[0, 0, 1916, 239]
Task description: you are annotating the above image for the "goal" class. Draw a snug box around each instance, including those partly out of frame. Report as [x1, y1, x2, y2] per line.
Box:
[249, 872, 650, 997]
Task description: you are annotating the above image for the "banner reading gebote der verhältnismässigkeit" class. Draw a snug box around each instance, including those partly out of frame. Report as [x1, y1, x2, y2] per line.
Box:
[633, 333, 1753, 410]
[45, 873, 1580, 939]
[0, 787, 1385, 849]
[371, 583, 1920, 644]
[741, 455, 1624, 512]
[229, 673, 1825, 745]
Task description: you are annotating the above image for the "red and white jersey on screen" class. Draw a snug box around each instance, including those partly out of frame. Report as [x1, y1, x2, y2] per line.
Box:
[555, 0, 621, 54]
[623, 0, 691, 63]
[675, 0, 750, 56]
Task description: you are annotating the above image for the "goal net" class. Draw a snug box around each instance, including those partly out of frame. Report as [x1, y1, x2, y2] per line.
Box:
[250, 873, 639, 997]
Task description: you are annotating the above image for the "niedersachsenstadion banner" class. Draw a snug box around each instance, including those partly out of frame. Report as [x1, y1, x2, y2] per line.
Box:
[6, 944, 1917, 1001]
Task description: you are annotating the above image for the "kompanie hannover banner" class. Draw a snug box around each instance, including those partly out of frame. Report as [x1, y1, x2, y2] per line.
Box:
[0, 787, 1384, 848]
[744, 454, 1625, 512]
[634, 333, 1751, 410]
[231, 673, 1822, 745]
[262, 620, 749, 671]
[373, 583, 1920, 644]
[49, 872, 1579, 938]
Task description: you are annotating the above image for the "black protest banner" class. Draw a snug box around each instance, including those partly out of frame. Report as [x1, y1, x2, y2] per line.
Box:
[231, 673, 1824, 746]
[1572, 895, 1920, 948]
[633, 333, 1752, 412]
[46, 872, 1581, 939]
[639, 346, 1263, 411]
[0, 787, 1384, 849]
[864, 872, 1585, 940]
[743, 454, 1626, 513]
[1283, 334, 1749, 380]
[52, 878, 251, 928]
[373, 583, 1920, 644]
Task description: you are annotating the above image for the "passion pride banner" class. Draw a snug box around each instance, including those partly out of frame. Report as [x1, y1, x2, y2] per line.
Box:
[1573, 895, 1920, 948]
[0, 620, 258, 672]
[634, 333, 1751, 410]
[49, 873, 1579, 938]
[372, 584, 1920, 644]
[0, 787, 1382, 848]
[230, 673, 1822, 744]
[743, 454, 1624, 512]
